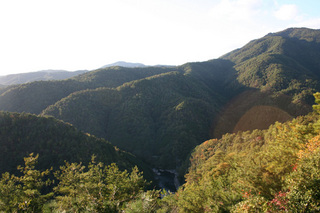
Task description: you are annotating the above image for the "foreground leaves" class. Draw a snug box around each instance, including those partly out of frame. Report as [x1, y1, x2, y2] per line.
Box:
[0, 155, 161, 213]
[0, 154, 52, 212]
[54, 156, 147, 212]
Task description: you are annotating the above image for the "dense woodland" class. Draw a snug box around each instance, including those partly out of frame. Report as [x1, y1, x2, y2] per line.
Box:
[1, 94, 320, 212]
[1, 27, 320, 212]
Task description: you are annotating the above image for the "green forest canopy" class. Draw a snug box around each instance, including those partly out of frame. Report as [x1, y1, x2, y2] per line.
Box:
[1, 93, 320, 212]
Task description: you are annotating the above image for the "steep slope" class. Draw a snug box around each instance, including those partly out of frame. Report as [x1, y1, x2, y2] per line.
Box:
[232, 105, 293, 132]
[175, 108, 320, 212]
[0, 66, 174, 114]
[41, 71, 226, 169]
[180, 59, 242, 98]
[221, 28, 320, 102]
[0, 111, 153, 180]
[214, 27, 320, 136]
[0, 60, 236, 170]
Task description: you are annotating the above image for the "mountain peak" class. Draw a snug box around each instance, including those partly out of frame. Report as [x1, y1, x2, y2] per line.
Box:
[101, 61, 146, 68]
[268, 27, 320, 42]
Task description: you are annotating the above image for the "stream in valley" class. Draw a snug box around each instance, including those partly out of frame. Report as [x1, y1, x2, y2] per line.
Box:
[153, 168, 180, 192]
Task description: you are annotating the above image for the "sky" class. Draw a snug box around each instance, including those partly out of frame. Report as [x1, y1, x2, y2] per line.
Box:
[0, 0, 320, 75]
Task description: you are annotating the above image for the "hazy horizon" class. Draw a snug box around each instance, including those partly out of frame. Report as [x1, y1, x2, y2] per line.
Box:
[1, 0, 320, 75]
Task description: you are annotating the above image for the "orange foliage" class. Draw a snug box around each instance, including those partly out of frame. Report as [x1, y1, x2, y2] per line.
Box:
[203, 140, 209, 145]
[298, 135, 320, 159]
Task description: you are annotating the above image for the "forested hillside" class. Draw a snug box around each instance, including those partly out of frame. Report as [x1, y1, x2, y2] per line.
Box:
[0, 27, 320, 177]
[41, 71, 225, 168]
[0, 111, 153, 180]
[1, 94, 320, 212]
[170, 93, 320, 212]
[0, 66, 172, 114]
[215, 27, 320, 136]
[222, 28, 320, 105]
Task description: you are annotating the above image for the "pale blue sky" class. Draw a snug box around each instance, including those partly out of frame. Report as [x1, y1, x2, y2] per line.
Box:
[0, 0, 320, 75]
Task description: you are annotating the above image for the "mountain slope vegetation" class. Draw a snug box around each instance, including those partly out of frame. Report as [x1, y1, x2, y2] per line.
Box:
[172, 93, 320, 212]
[41, 71, 225, 168]
[0, 66, 174, 114]
[221, 28, 320, 105]
[0, 111, 153, 180]
[1, 94, 320, 212]
[1, 27, 320, 212]
[0, 27, 319, 173]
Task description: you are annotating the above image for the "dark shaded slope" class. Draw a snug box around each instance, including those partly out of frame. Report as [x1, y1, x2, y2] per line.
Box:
[0, 80, 87, 114]
[221, 28, 320, 105]
[180, 59, 243, 98]
[213, 28, 320, 136]
[41, 88, 122, 138]
[42, 71, 226, 169]
[0, 66, 174, 114]
[0, 59, 239, 170]
[0, 111, 153, 180]
[109, 72, 224, 168]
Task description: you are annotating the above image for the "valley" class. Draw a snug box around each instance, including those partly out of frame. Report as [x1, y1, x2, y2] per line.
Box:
[1, 27, 320, 211]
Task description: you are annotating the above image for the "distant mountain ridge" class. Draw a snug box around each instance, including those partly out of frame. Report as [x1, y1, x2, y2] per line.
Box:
[0, 61, 173, 86]
[101, 61, 146, 68]
[0, 69, 87, 85]
[101, 61, 174, 69]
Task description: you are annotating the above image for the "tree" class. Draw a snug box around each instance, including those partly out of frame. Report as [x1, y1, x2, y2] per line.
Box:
[285, 135, 320, 212]
[0, 153, 52, 212]
[53, 156, 148, 212]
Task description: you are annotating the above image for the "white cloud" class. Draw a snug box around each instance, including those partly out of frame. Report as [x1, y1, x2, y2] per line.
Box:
[274, 4, 299, 21]
[201, 0, 271, 57]
[209, 0, 263, 21]
[292, 18, 320, 29]
[0, 0, 320, 75]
